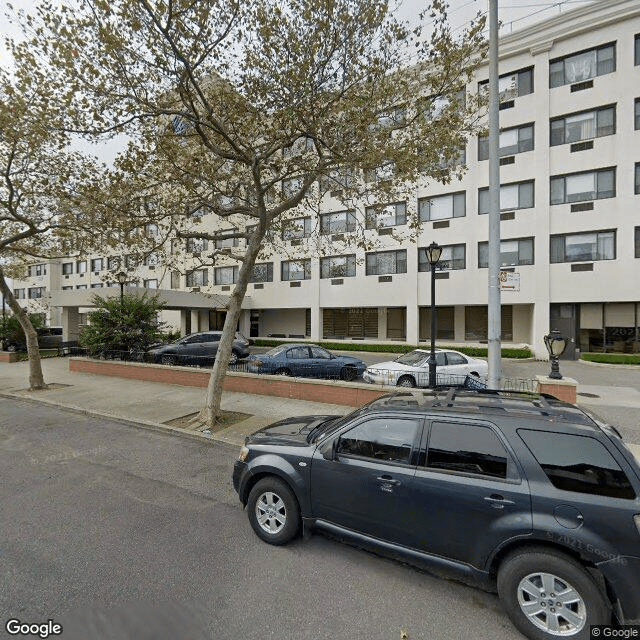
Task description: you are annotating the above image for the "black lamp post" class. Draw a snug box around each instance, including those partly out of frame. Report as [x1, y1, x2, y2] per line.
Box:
[544, 330, 567, 380]
[115, 271, 127, 304]
[425, 241, 442, 388]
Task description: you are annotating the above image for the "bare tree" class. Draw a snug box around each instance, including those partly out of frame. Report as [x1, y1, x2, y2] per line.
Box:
[10, 0, 486, 423]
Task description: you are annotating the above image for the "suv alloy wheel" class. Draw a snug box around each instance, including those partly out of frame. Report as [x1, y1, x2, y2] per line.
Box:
[246, 477, 300, 545]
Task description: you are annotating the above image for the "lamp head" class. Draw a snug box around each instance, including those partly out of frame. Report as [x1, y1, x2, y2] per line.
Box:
[544, 330, 567, 358]
[426, 241, 442, 266]
[115, 271, 127, 285]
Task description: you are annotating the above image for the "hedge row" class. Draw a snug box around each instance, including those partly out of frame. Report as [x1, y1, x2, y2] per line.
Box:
[581, 352, 640, 365]
[253, 339, 532, 359]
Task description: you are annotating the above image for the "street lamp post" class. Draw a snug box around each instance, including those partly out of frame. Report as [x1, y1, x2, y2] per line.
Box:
[544, 330, 567, 380]
[115, 271, 127, 304]
[425, 242, 442, 389]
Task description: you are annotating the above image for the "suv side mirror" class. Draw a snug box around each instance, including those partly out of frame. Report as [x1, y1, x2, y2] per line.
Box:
[322, 438, 337, 461]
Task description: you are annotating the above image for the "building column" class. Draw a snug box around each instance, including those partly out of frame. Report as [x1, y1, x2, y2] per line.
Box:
[238, 309, 251, 337]
[180, 310, 189, 336]
[61, 306, 80, 342]
[190, 309, 200, 333]
[310, 306, 321, 341]
[454, 306, 466, 343]
[378, 307, 387, 340]
[406, 305, 419, 345]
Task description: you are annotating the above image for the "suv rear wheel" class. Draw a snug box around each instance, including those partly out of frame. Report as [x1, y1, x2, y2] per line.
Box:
[246, 477, 300, 545]
[497, 547, 610, 640]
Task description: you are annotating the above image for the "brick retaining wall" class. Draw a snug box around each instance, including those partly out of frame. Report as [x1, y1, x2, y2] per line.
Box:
[69, 357, 387, 407]
[0, 352, 20, 363]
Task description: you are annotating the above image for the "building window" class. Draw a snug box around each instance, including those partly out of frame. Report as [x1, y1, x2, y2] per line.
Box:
[364, 161, 395, 183]
[421, 90, 466, 120]
[478, 181, 534, 214]
[419, 244, 465, 271]
[635, 34, 640, 66]
[125, 254, 138, 269]
[76, 284, 87, 290]
[419, 192, 465, 222]
[550, 168, 615, 204]
[320, 210, 356, 235]
[550, 230, 615, 263]
[319, 165, 356, 193]
[636, 98, 640, 130]
[143, 279, 158, 289]
[186, 269, 208, 287]
[282, 176, 304, 198]
[419, 307, 455, 340]
[320, 255, 356, 278]
[214, 232, 239, 250]
[283, 136, 315, 156]
[635, 228, 640, 258]
[478, 66, 533, 100]
[76, 260, 87, 274]
[281, 259, 311, 281]
[170, 271, 181, 289]
[550, 43, 615, 88]
[61, 286, 73, 291]
[187, 237, 209, 252]
[636, 163, 640, 195]
[478, 238, 534, 268]
[250, 262, 274, 283]
[107, 257, 120, 271]
[90, 283, 103, 288]
[365, 250, 407, 275]
[91, 258, 103, 272]
[145, 223, 159, 238]
[28, 287, 44, 299]
[550, 105, 615, 146]
[478, 123, 534, 160]
[370, 106, 406, 130]
[282, 217, 312, 240]
[62, 262, 73, 275]
[28, 264, 47, 277]
[365, 202, 406, 229]
[143, 252, 159, 267]
[214, 266, 239, 285]
[13, 289, 25, 299]
[465, 306, 513, 341]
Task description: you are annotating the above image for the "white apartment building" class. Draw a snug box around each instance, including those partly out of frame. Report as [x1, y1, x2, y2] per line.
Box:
[11, 0, 640, 359]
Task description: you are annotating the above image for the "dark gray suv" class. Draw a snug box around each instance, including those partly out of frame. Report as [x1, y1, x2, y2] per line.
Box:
[233, 388, 640, 640]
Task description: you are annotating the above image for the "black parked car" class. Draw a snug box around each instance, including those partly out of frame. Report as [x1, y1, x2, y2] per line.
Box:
[233, 388, 640, 640]
[146, 331, 250, 365]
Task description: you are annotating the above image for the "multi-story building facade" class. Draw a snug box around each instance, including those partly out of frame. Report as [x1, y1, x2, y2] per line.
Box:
[11, 0, 640, 359]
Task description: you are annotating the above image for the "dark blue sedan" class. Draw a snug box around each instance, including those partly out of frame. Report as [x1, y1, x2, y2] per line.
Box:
[246, 344, 366, 381]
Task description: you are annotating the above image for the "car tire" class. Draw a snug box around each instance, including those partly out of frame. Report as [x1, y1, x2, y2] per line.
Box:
[246, 477, 300, 545]
[229, 351, 238, 365]
[497, 547, 610, 640]
[340, 366, 357, 382]
[274, 368, 292, 376]
[6, 344, 16, 352]
[397, 375, 416, 388]
[160, 354, 177, 366]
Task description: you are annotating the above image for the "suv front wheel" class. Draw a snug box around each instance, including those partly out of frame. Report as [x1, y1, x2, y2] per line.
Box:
[246, 477, 300, 545]
[497, 547, 610, 640]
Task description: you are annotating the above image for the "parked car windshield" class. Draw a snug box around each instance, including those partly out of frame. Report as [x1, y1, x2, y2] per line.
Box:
[264, 344, 290, 357]
[395, 350, 430, 366]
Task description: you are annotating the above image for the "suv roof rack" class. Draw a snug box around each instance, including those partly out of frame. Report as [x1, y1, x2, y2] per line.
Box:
[373, 387, 596, 427]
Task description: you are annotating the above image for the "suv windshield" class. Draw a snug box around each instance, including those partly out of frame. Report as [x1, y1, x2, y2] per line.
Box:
[395, 351, 430, 366]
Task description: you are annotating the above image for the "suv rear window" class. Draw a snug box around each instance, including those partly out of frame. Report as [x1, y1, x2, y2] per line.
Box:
[519, 430, 636, 499]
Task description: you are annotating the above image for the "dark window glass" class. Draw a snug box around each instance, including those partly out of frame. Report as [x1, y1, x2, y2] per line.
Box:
[549, 43, 616, 88]
[635, 34, 640, 66]
[635, 99, 640, 130]
[286, 347, 310, 359]
[426, 422, 508, 479]
[337, 418, 421, 464]
[445, 352, 467, 366]
[635, 228, 640, 258]
[519, 430, 636, 499]
[310, 346, 331, 359]
[636, 163, 640, 195]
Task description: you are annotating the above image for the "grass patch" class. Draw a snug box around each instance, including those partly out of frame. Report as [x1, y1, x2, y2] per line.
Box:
[15, 349, 59, 361]
[253, 339, 532, 359]
[581, 352, 640, 365]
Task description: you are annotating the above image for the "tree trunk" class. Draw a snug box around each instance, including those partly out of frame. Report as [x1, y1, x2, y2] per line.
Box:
[198, 231, 264, 428]
[0, 268, 47, 390]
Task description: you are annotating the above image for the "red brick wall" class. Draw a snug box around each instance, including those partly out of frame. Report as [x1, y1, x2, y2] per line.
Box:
[0, 352, 20, 363]
[538, 382, 577, 404]
[69, 358, 387, 407]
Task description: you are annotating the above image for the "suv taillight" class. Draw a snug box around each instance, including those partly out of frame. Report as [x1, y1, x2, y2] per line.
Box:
[635, 515, 640, 536]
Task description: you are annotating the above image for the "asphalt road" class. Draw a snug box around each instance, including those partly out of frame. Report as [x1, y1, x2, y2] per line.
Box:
[0, 398, 525, 640]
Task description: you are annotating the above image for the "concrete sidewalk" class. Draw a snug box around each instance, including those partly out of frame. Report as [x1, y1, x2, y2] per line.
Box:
[0, 357, 350, 448]
[1, 356, 640, 460]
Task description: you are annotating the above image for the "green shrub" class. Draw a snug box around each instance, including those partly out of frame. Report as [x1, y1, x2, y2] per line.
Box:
[581, 352, 640, 365]
[253, 339, 532, 358]
[0, 313, 45, 349]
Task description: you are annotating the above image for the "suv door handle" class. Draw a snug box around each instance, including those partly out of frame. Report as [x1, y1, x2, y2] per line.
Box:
[484, 494, 515, 508]
[376, 475, 401, 486]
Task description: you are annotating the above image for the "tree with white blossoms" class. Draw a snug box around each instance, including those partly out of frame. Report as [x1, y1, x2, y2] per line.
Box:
[9, 0, 486, 425]
[0, 70, 105, 389]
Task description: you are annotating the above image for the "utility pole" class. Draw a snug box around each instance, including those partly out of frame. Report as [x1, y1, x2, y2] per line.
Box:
[487, 0, 501, 389]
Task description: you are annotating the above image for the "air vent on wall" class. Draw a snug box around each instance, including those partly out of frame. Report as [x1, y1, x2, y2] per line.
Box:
[253, 283, 264, 289]
[571, 263, 593, 272]
[378, 227, 393, 235]
[571, 202, 594, 212]
[290, 281, 301, 287]
[499, 156, 515, 166]
[570, 79, 593, 92]
[331, 233, 344, 241]
[378, 275, 392, 283]
[290, 239, 301, 246]
[570, 140, 594, 153]
[499, 100, 515, 110]
[331, 279, 344, 285]
[434, 272, 449, 280]
[500, 211, 515, 221]
[222, 285, 231, 291]
[432, 220, 449, 229]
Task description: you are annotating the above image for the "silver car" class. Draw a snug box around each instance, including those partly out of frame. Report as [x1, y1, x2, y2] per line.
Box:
[362, 348, 488, 388]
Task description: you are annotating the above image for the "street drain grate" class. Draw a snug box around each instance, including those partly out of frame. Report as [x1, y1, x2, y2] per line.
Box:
[578, 392, 600, 398]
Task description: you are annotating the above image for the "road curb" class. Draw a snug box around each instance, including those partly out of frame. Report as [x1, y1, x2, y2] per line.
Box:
[0, 391, 239, 450]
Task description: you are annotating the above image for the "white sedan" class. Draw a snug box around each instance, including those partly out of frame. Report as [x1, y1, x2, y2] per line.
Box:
[362, 348, 488, 388]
